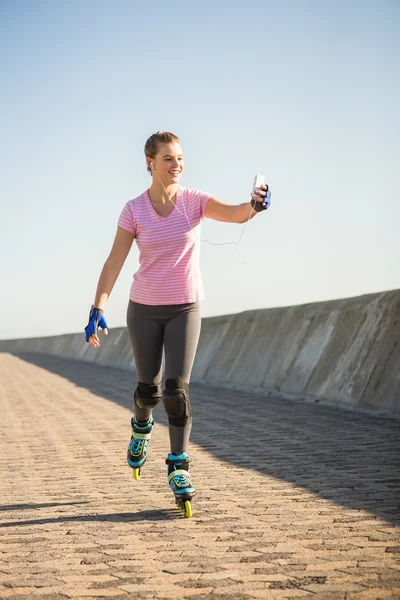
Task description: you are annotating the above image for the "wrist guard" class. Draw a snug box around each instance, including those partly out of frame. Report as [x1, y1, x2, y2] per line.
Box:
[85, 307, 108, 342]
[251, 189, 271, 212]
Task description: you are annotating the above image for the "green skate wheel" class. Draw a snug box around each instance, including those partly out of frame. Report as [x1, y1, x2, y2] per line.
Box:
[132, 468, 140, 481]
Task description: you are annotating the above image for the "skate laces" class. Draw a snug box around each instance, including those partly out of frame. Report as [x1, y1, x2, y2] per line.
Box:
[168, 468, 192, 491]
[131, 439, 144, 454]
[174, 472, 190, 486]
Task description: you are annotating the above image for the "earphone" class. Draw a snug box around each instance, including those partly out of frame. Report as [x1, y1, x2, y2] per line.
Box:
[150, 166, 257, 264]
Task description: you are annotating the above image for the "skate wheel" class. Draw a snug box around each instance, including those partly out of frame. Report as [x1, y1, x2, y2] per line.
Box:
[184, 500, 192, 518]
[132, 468, 140, 481]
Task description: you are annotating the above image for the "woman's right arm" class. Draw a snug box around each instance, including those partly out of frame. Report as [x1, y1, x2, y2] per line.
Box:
[93, 226, 135, 310]
[86, 226, 135, 347]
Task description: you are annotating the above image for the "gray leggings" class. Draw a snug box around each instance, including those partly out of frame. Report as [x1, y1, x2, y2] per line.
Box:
[126, 300, 201, 453]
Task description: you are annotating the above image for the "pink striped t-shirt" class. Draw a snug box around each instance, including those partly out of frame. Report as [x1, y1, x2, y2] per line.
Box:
[118, 186, 212, 305]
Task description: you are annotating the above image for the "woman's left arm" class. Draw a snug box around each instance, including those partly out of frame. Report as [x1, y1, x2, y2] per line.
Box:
[204, 185, 269, 223]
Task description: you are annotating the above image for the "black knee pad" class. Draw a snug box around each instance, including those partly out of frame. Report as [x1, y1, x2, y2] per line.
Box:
[134, 382, 162, 410]
[163, 379, 192, 427]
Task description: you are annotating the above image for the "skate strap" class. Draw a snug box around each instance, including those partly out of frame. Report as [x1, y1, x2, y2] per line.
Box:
[168, 469, 190, 484]
[131, 432, 152, 440]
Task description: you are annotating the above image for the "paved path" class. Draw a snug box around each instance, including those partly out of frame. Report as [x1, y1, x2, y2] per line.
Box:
[0, 352, 399, 600]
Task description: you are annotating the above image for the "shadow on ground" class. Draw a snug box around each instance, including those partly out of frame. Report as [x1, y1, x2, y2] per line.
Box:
[0, 501, 89, 512]
[0, 509, 176, 528]
[10, 352, 400, 526]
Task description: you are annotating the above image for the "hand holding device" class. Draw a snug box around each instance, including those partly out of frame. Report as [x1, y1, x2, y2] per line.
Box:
[251, 174, 271, 212]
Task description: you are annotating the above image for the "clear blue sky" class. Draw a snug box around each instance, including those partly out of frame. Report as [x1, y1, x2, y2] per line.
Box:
[1, 0, 399, 339]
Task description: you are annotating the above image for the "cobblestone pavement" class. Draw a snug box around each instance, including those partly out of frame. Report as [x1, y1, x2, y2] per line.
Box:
[1, 352, 399, 600]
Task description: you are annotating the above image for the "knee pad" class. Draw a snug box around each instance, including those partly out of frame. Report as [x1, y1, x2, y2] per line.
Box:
[134, 382, 162, 410]
[163, 379, 192, 427]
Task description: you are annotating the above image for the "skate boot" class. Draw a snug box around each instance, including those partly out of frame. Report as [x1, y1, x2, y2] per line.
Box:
[166, 452, 195, 518]
[127, 416, 154, 480]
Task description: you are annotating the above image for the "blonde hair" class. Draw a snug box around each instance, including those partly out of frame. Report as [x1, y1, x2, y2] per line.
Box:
[144, 131, 181, 173]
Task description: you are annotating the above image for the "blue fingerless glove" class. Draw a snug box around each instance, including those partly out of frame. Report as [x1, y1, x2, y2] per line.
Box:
[251, 188, 271, 212]
[85, 307, 108, 342]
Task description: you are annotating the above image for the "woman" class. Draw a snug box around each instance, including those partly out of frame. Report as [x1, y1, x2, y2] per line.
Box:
[85, 131, 270, 517]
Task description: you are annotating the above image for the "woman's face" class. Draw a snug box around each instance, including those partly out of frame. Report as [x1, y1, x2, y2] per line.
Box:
[150, 141, 184, 184]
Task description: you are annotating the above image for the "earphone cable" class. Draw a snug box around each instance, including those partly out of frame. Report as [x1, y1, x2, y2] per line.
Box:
[152, 170, 257, 264]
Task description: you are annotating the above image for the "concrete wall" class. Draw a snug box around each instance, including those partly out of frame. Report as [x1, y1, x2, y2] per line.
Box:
[1, 290, 399, 415]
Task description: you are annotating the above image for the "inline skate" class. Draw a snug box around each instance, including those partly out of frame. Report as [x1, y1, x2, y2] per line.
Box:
[127, 416, 154, 480]
[166, 452, 195, 518]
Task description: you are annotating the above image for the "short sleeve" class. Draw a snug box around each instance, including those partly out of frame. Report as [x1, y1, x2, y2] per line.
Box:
[188, 189, 213, 219]
[118, 201, 136, 234]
